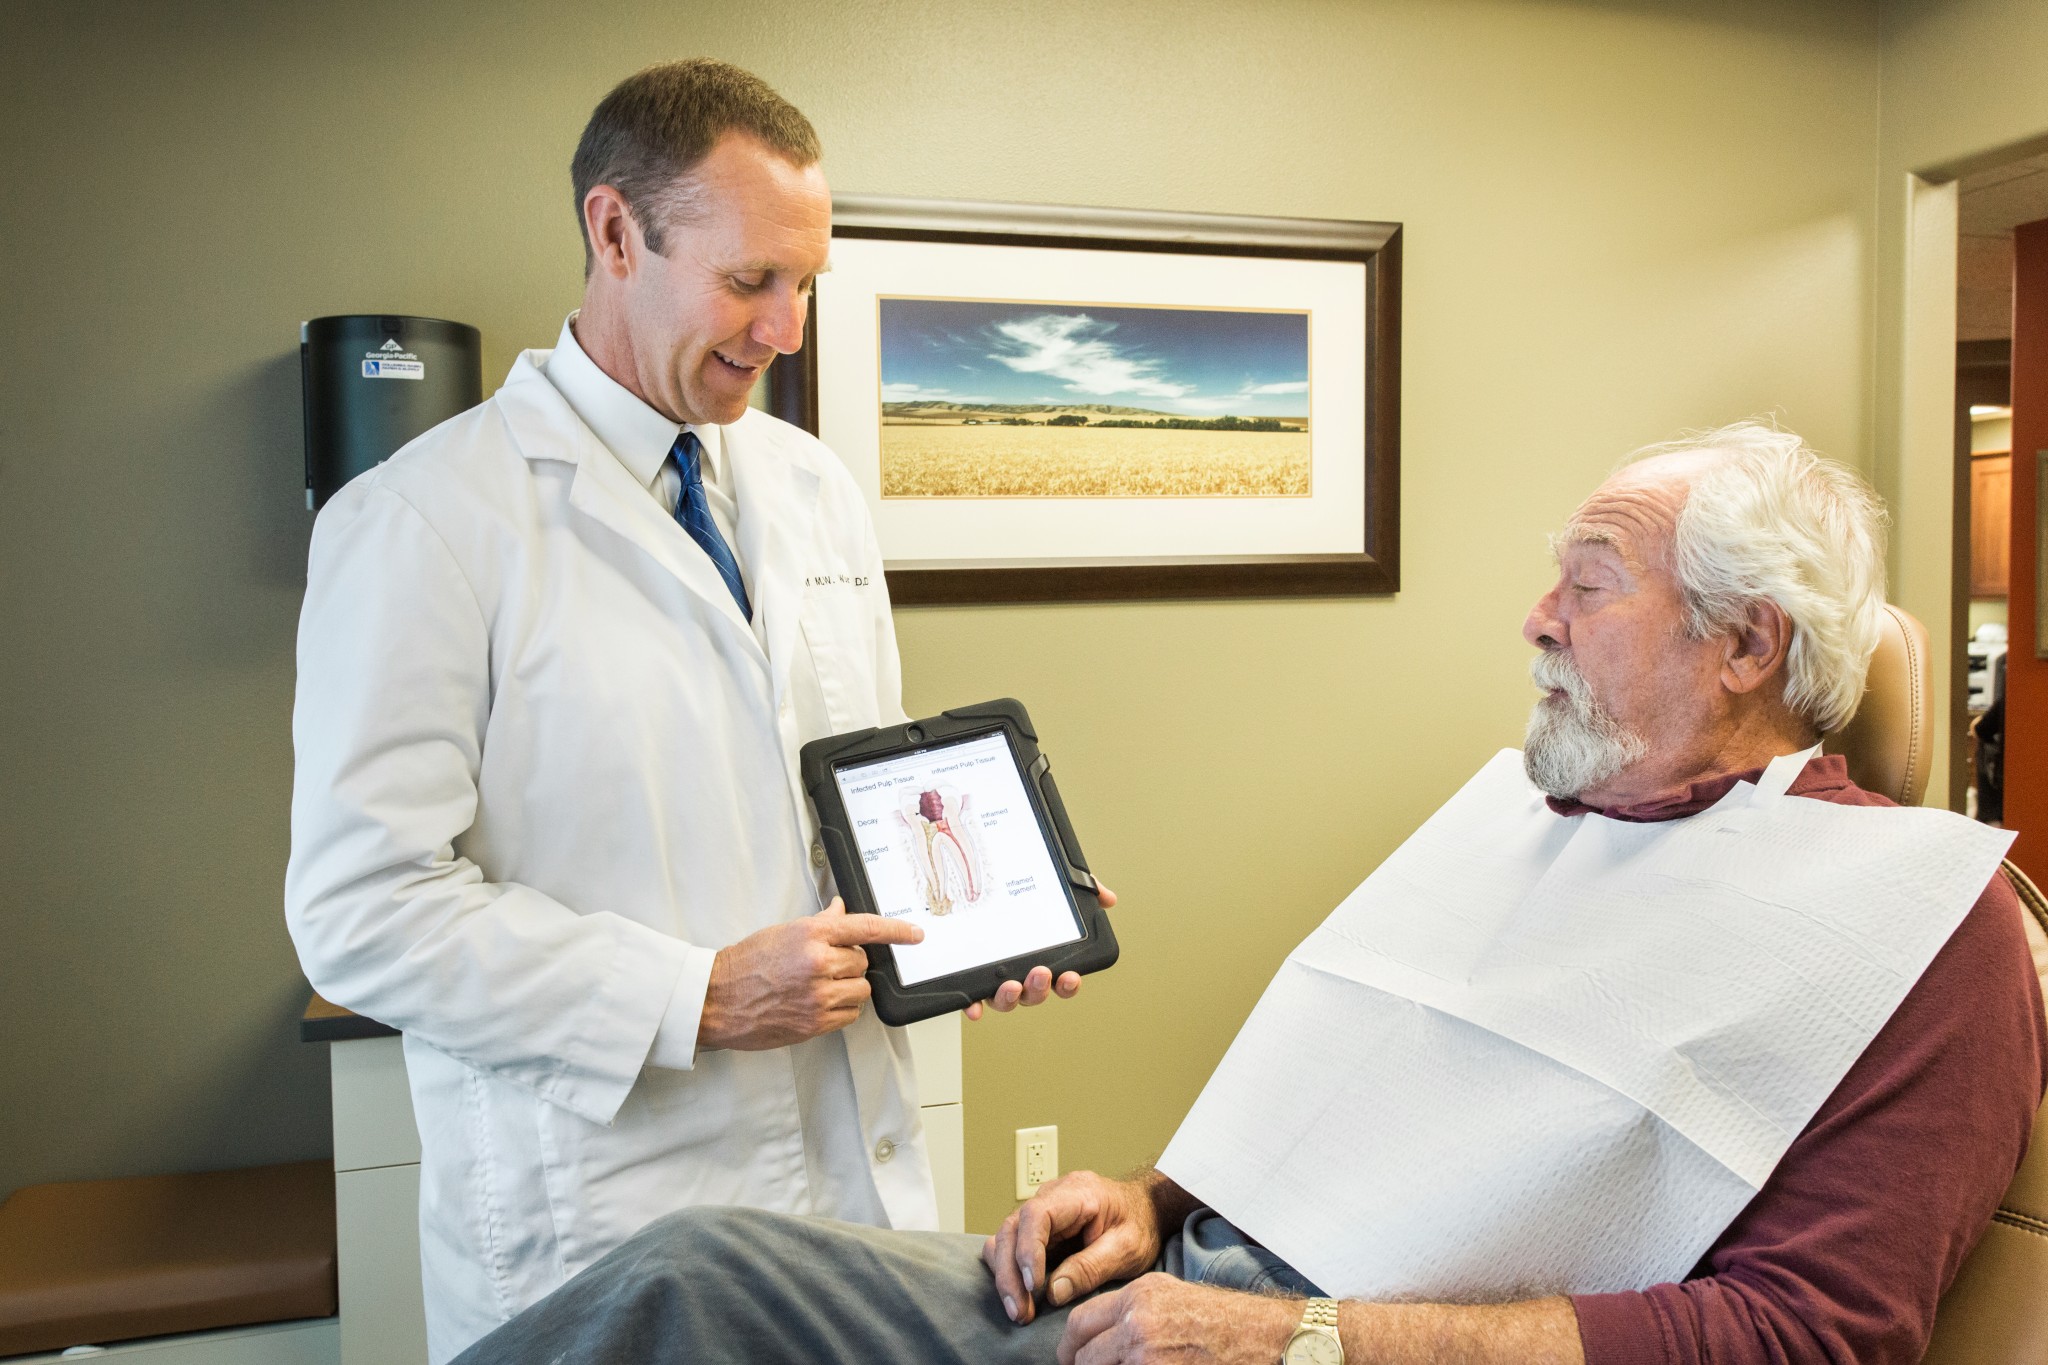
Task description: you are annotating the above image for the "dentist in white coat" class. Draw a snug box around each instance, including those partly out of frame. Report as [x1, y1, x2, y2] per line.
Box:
[285, 60, 1097, 1363]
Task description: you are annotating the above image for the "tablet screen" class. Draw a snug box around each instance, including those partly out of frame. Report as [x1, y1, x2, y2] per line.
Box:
[831, 730, 1085, 987]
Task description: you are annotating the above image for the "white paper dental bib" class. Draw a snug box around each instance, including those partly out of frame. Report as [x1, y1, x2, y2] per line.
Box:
[1158, 748, 2014, 1302]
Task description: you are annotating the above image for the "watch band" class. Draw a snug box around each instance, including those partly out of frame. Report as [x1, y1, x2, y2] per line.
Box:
[1282, 1297, 1344, 1364]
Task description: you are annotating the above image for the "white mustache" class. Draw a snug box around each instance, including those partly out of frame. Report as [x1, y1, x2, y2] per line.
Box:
[1530, 650, 1591, 702]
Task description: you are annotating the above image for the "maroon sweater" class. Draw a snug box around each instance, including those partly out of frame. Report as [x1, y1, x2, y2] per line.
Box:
[1550, 756, 2047, 1365]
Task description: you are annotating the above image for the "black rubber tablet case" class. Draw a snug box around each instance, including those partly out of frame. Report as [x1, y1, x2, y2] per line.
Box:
[800, 698, 1118, 1026]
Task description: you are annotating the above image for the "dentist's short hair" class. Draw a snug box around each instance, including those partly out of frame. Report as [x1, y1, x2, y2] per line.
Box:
[571, 58, 821, 275]
[1629, 421, 1888, 734]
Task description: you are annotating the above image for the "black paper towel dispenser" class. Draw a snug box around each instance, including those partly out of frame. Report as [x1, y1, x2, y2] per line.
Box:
[301, 314, 483, 509]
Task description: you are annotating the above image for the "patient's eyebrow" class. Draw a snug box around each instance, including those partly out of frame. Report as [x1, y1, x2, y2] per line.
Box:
[1547, 526, 1619, 561]
[1549, 529, 1641, 593]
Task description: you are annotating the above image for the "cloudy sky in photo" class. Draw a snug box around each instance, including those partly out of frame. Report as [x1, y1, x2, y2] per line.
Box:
[878, 298, 1310, 416]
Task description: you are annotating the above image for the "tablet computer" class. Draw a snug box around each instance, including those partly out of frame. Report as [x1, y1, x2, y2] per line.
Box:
[800, 698, 1118, 1026]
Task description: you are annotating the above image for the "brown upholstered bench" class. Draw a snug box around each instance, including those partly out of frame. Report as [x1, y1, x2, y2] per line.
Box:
[0, 1161, 336, 1356]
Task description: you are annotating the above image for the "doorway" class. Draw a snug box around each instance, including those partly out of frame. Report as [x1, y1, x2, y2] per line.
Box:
[1954, 155, 2048, 845]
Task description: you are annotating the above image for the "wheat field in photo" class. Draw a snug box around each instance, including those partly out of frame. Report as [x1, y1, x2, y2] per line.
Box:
[880, 424, 1311, 498]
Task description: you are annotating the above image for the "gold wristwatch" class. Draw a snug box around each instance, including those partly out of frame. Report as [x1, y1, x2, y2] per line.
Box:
[1281, 1297, 1343, 1364]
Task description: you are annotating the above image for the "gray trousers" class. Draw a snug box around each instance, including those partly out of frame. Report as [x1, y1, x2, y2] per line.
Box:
[448, 1205, 1320, 1365]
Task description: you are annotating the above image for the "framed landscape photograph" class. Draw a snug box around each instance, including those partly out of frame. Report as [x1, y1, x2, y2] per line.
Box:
[769, 197, 1401, 603]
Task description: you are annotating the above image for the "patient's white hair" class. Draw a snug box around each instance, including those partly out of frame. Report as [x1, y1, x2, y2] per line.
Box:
[1628, 421, 1887, 735]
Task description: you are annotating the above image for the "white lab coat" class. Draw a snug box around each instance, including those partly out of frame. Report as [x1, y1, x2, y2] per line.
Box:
[286, 351, 936, 1362]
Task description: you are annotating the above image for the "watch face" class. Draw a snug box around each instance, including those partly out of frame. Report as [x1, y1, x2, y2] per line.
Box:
[1284, 1332, 1342, 1365]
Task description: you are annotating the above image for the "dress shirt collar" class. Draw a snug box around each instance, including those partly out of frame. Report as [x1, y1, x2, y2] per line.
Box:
[545, 313, 725, 495]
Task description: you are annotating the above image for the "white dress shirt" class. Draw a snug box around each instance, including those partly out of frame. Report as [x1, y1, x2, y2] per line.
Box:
[545, 314, 749, 598]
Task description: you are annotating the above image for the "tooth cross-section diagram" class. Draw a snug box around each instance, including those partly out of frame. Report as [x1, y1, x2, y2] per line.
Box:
[896, 786, 986, 916]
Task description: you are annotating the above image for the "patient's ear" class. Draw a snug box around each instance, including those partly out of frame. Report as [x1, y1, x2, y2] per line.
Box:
[1721, 598, 1792, 696]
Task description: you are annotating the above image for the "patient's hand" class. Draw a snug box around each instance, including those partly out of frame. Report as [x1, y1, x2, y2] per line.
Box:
[982, 1166, 1161, 1326]
[1056, 1274, 1297, 1365]
[965, 885, 1116, 1021]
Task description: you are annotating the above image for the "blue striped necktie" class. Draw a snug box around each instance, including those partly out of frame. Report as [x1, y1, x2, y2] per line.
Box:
[669, 430, 752, 622]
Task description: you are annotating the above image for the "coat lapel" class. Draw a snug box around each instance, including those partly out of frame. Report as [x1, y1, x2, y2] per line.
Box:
[727, 413, 819, 713]
[496, 353, 761, 652]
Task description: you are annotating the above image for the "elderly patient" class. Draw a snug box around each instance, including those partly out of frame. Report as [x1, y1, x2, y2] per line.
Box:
[453, 423, 2047, 1365]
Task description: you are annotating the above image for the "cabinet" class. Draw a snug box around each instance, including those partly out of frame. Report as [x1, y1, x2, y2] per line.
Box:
[1972, 452, 2012, 598]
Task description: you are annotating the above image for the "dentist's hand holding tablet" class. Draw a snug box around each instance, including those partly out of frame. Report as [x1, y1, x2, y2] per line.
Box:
[964, 880, 1115, 1022]
[696, 876, 1114, 1046]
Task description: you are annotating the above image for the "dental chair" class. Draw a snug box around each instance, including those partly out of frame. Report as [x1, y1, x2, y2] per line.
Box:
[1830, 603, 2048, 1364]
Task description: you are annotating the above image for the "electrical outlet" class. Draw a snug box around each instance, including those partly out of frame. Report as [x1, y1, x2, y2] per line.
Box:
[1015, 1125, 1058, 1199]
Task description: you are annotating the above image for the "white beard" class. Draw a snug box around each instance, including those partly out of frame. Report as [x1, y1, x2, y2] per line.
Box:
[1523, 651, 1647, 800]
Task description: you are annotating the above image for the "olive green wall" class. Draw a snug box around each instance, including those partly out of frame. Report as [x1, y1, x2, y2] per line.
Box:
[1883, 0, 2048, 171]
[1, 0, 1887, 1233]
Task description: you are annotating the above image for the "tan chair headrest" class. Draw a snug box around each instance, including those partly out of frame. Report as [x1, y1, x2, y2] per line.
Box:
[1829, 603, 1932, 807]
